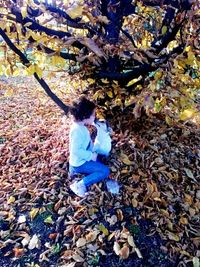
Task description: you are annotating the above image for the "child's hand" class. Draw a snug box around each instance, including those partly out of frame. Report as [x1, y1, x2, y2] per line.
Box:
[92, 152, 97, 161]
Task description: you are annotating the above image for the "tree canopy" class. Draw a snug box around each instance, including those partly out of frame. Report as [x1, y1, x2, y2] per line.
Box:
[0, 0, 199, 122]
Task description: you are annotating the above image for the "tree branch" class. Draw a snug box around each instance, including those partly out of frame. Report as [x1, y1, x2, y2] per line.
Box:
[25, 0, 99, 36]
[152, 15, 187, 52]
[0, 28, 69, 114]
[121, 28, 137, 48]
[38, 3, 87, 29]
[95, 40, 184, 84]
[11, 8, 72, 39]
[121, 0, 136, 16]
[94, 63, 156, 83]
[160, 6, 176, 30]
[7, 9, 84, 49]
[141, 0, 193, 10]
[37, 44, 77, 61]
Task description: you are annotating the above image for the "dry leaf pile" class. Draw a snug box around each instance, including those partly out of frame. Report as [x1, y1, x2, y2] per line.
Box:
[0, 77, 200, 267]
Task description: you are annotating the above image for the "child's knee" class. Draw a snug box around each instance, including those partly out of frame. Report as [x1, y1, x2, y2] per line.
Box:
[103, 166, 110, 178]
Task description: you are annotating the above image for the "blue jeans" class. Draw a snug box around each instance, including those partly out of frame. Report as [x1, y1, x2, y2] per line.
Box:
[69, 160, 110, 187]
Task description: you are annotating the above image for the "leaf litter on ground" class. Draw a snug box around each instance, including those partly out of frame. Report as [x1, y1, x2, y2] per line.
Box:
[0, 75, 200, 267]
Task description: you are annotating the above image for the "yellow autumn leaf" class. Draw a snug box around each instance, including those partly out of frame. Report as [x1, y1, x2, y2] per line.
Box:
[24, 22, 33, 27]
[66, 5, 83, 19]
[21, 7, 27, 18]
[101, 78, 109, 84]
[0, 65, 3, 75]
[177, 59, 186, 69]
[44, 215, 53, 224]
[8, 196, 15, 204]
[13, 68, 20, 76]
[162, 26, 167, 35]
[187, 51, 195, 61]
[93, 90, 104, 100]
[120, 152, 134, 165]
[185, 46, 190, 52]
[8, 14, 16, 20]
[51, 55, 66, 67]
[98, 224, 109, 236]
[107, 91, 113, 98]
[88, 207, 98, 215]
[165, 115, 173, 126]
[87, 78, 95, 84]
[4, 88, 14, 97]
[35, 65, 43, 79]
[29, 208, 39, 221]
[26, 64, 35, 75]
[167, 231, 180, 241]
[108, 232, 116, 241]
[31, 32, 41, 41]
[39, 207, 46, 213]
[6, 25, 10, 34]
[0, 21, 7, 30]
[179, 109, 196, 121]
[127, 77, 141, 87]
[5, 67, 11, 76]
[142, 38, 148, 47]
[154, 71, 162, 80]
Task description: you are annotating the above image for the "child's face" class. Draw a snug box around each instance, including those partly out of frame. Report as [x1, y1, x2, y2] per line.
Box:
[84, 109, 96, 125]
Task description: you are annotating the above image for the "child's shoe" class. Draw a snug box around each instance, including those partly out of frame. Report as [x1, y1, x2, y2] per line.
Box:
[70, 180, 87, 197]
[106, 179, 120, 194]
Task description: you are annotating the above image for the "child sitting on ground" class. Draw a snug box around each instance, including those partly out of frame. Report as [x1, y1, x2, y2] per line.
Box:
[69, 96, 112, 197]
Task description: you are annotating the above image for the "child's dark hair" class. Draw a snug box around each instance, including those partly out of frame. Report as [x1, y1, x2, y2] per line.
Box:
[70, 96, 96, 121]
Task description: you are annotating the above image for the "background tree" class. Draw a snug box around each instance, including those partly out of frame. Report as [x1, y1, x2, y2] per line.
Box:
[0, 0, 199, 122]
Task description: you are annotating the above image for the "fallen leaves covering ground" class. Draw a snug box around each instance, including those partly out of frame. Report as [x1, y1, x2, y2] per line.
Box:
[0, 76, 200, 267]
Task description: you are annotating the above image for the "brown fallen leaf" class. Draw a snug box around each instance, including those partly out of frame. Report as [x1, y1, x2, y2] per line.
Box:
[120, 152, 134, 165]
[85, 231, 98, 242]
[76, 237, 87, 248]
[119, 245, 130, 259]
[49, 233, 58, 239]
[132, 198, 138, 208]
[61, 249, 74, 260]
[179, 217, 188, 225]
[13, 247, 25, 257]
[116, 209, 124, 221]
